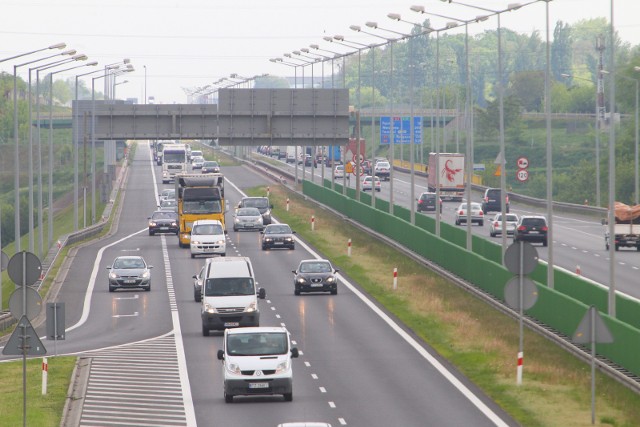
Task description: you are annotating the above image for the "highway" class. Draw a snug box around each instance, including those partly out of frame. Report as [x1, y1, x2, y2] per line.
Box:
[0, 143, 519, 427]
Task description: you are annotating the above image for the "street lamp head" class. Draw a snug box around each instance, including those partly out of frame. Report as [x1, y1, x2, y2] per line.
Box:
[387, 13, 401, 21]
[446, 21, 459, 29]
[333, 35, 345, 41]
[507, 3, 522, 11]
[410, 5, 425, 13]
[323, 36, 333, 42]
[310, 44, 320, 50]
[49, 43, 67, 50]
[123, 58, 131, 64]
[293, 50, 301, 55]
[365, 21, 378, 29]
[301, 48, 310, 53]
[230, 73, 238, 78]
[72, 54, 88, 61]
[86, 61, 98, 67]
[475, 15, 490, 22]
[350, 25, 361, 32]
[284, 53, 292, 58]
[62, 49, 77, 56]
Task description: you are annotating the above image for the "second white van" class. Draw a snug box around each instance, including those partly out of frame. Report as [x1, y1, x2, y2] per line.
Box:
[201, 257, 265, 336]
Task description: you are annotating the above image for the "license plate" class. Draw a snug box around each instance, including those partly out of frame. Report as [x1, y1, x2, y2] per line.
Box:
[124, 280, 136, 284]
[159, 227, 168, 230]
[224, 322, 239, 327]
[249, 382, 269, 389]
[529, 231, 539, 234]
[274, 242, 283, 245]
[311, 283, 324, 287]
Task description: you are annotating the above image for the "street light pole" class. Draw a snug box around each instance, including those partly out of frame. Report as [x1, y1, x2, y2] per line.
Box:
[11, 44, 67, 251]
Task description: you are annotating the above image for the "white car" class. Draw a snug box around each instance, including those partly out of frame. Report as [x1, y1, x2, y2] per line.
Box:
[361, 175, 381, 192]
[333, 165, 345, 179]
[454, 202, 484, 226]
[159, 188, 175, 202]
[489, 213, 519, 237]
[190, 219, 226, 258]
[191, 156, 205, 169]
[374, 161, 391, 181]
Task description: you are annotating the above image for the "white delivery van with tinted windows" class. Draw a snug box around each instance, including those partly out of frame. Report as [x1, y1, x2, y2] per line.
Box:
[201, 257, 265, 336]
[217, 326, 299, 403]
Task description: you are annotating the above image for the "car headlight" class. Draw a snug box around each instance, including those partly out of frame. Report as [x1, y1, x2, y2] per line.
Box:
[216, 239, 226, 245]
[264, 210, 271, 217]
[204, 303, 217, 313]
[326, 276, 335, 283]
[264, 237, 273, 242]
[142, 271, 151, 279]
[191, 240, 201, 245]
[149, 221, 156, 226]
[234, 217, 241, 223]
[226, 362, 241, 375]
[284, 237, 293, 242]
[245, 301, 257, 313]
[171, 221, 177, 227]
[296, 277, 307, 284]
[275, 359, 290, 374]
[109, 272, 118, 279]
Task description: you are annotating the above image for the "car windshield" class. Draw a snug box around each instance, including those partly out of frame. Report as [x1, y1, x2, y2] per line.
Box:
[183, 200, 222, 214]
[161, 190, 175, 198]
[204, 277, 254, 296]
[113, 258, 145, 269]
[242, 198, 269, 209]
[192, 224, 223, 235]
[152, 211, 177, 220]
[265, 225, 291, 234]
[377, 162, 390, 168]
[203, 161, 218, 167]
[237, 207, 261, 216]
[299, 262, 332, 273]
[226, 332, 287, 356]
[160, 200, 176, 207]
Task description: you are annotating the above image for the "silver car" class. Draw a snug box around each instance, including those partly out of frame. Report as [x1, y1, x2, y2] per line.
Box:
[233, 207, 264, 231]
[489, 213, 519, 237]
[454, 202, 484, 226]
[107, 256, 153, 292]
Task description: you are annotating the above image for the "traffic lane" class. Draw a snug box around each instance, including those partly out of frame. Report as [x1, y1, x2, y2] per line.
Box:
[32, 231, 174, 356]
[261, 250, 515, 427]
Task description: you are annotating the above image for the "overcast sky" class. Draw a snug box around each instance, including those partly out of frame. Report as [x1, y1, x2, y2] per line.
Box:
[1, 0, 638, 104]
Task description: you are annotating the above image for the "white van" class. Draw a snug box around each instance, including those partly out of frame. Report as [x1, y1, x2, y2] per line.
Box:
[217, 326, 299, 403]
[201, 257, 265, 336]
[190, 219, 226, 258]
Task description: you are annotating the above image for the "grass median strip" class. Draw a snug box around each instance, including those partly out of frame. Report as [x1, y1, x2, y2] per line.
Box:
[247, 183, 640, 427]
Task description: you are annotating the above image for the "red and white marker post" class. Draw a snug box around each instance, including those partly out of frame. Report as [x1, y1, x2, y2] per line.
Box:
[267, 186, 270, 197]
[311, 215, 315, 231]
[517, 351, 523, 385]
[393, 267, 398, 290]
[42, 357, 48, 395]
[347, 238, 352, 257]
[576, 265, 581, 275]
[286, 198, 290, 212]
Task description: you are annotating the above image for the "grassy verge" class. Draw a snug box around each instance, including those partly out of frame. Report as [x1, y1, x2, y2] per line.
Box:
[0, 357, 76, 426]
[247, 183, 640, 427]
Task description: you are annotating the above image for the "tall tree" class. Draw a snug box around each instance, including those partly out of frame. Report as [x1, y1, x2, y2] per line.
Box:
[551, 21, 573, 80]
